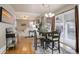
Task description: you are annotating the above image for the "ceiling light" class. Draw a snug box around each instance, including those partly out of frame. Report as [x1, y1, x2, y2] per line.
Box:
[23, 16, 28, 19]
[45, 13, 55, 17]
[45, 13, 48, 17]
[42, 4, 55, 17]
[49, 12, 55, 17]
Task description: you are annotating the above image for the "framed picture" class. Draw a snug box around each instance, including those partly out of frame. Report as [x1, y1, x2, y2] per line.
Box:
[0, 7, 14, 24]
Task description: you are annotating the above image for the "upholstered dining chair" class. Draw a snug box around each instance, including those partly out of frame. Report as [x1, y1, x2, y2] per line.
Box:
[46, 31, 61, 54]
[34, 31, 46, 50]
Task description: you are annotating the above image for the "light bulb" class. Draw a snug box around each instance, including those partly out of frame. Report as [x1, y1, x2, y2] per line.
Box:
[45, 13, 55, 17]
[45, 13, 48, 17]
[48, 12, 55, 17]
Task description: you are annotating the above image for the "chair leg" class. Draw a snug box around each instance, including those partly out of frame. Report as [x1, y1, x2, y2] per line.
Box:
[45, 42, 47, 50]
[34, 38, 37, 50]
[58, 40, 60, 53]
[45, 41, 49, 50]
[42, 41, 44, 49]
[40, 39, 44, 49]
[40, 39, 43, 46]
[52, 42, 54, 54]
[53, 42, 54, 48]
[45, 41, 47, 50]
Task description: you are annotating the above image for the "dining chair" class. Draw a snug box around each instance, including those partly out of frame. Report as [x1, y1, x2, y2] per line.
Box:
[47, 31, 60, 54]
[34, 31, 46, 50]
[39, 32, 47, 49]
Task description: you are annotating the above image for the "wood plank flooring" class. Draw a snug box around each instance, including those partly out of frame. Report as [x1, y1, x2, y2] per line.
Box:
[6, 37, 34, 54]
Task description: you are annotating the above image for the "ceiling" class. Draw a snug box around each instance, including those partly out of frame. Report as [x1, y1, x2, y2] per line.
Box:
[10, 4, 69, 20]
[10, 4, 70, 31]
[11, 4, 68, 14]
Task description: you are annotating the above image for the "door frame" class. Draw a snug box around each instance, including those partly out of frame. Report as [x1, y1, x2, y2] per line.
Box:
[75, 5, 79, 53]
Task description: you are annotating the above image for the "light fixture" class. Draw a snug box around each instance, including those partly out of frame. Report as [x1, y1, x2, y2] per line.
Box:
[20, 16, 29, 20]
[45, 13, 48, 17]
[42, 4, 55, 17]
[45, 12, 55, 17]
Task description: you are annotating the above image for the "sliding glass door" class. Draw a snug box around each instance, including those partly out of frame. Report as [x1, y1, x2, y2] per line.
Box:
[55, 9, 76, 53]
[64, 9, 76, 49]
[55, 14, 64, 43]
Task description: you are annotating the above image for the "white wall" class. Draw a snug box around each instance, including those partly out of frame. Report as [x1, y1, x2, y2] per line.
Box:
[0, 4, 16, 54]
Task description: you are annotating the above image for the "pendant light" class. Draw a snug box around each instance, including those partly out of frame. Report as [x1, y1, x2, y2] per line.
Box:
[42, 4, 55, 17]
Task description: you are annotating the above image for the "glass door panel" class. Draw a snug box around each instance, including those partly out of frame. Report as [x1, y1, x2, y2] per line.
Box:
[55, 9, 76, 53]
[64, 9, 76, 49]
[55, 14, 64, 42]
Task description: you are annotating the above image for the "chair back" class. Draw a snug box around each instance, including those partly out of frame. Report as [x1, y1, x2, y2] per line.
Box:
[39, 32, 46, 39]
[53, 31, 60, 38]
[47, 31, 60, 41]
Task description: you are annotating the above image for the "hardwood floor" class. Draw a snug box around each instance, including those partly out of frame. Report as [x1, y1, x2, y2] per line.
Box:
[6, 37, 35, 54]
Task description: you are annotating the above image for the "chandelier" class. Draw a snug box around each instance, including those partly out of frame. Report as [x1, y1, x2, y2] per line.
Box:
[45, 12, 55, 17]
[42, 4, 55, 17]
